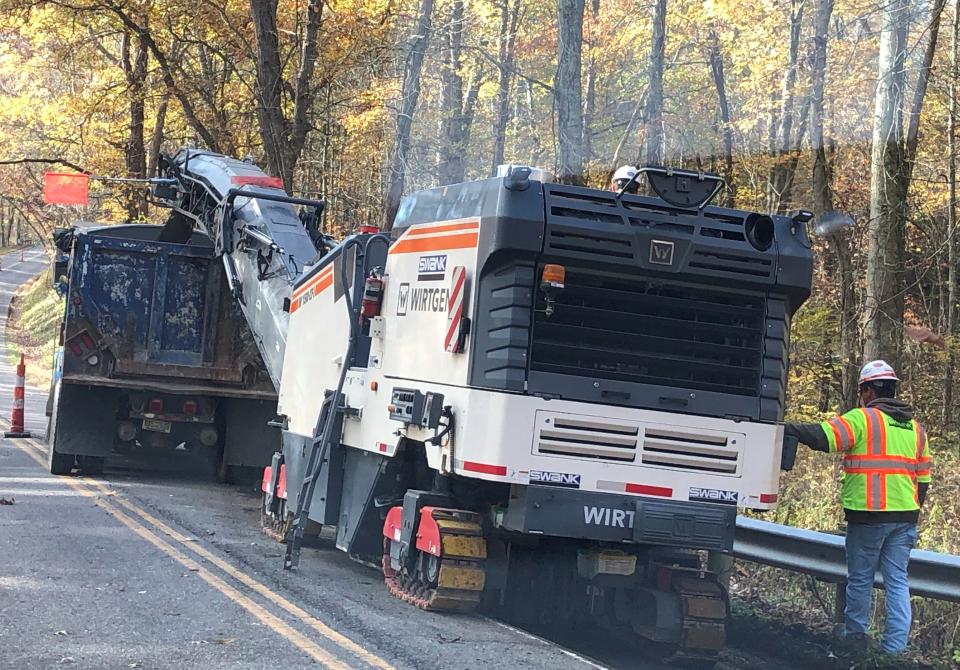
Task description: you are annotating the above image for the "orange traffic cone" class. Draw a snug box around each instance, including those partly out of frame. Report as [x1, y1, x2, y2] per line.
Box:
[5, 353, 31, 438]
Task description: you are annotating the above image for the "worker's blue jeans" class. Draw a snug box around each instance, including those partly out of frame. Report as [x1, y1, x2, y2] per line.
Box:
[844, 521, 917, 654]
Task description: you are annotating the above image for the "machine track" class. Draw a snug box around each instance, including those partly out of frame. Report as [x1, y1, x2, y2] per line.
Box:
[657, 571, 727, 669]
[382, 509, 486, 611]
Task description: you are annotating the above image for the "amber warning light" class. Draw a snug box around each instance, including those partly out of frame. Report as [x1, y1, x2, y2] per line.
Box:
[541, 264, 566, 289]
[540, 264, 566, 317]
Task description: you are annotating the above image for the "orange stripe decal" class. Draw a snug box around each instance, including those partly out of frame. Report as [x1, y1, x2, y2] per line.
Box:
[292, 267, 334, 301]
[406, 221, 479, 236]
[290, 273, 334, 313]
[389, 232, 479, 255]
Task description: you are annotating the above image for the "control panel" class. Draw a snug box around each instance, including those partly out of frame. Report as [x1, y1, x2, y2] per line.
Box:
[389, 387, 445, 429]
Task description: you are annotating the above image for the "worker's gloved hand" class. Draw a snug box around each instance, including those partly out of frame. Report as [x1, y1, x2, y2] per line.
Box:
[780, 433, 799, 471]
[783, 422, 830, 453]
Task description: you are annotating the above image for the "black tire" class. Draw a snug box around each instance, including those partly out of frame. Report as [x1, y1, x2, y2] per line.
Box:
[48, 448, 74, 476]
[47, 379, 73, 475]
[78, 455, 105, 476]
[45, 376, 55, 417]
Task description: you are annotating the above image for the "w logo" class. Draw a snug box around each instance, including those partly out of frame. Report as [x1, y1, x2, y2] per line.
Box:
[649, 239, 675, 266]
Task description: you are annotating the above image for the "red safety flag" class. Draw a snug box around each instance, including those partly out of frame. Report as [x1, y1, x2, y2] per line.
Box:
[43, 172, 90, 205]
[231, 175, 284, 189]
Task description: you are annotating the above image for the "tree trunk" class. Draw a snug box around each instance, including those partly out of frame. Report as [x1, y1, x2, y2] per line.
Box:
[900, 0, 947, 190]
[944, 1, 959, 427]
[864, 0, 909, 369]
[810, 0, 833, 218]
[555, 0, 585, 183]
[644, 0, 667, 166]
[808, 0, 856, 407]
[766, 0, 805, 213]
[582, 1, 599, 168]
[249, 0, 290, 185]
[121, 31, 148, 221]
[460, 68, 483, 162]
[490, 0, 522, 176]
[438, 0, 465, 184]
[249, 0, 323, 190]
[146, 92, 169, 177]
[707, 29, 734, 207]
[385, 0, 435, 228]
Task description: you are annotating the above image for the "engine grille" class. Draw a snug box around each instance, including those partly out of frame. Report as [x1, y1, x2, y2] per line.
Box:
[530, 268, 765, 396]
[641, 427, 742, 475]
[533, 412, 640, 462]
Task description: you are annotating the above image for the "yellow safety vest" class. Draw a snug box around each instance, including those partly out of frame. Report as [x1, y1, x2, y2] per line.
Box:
[820, 408, 932, 512]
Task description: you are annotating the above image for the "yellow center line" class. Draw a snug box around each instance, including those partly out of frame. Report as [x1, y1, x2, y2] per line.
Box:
[10, 441, 353, 670]
[19, 437, 395, 670]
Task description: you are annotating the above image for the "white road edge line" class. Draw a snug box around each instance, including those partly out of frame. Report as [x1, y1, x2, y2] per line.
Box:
[480, 616, 614, 670]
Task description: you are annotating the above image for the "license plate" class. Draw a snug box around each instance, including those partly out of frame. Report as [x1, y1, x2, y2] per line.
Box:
[142, 418, 172, 433]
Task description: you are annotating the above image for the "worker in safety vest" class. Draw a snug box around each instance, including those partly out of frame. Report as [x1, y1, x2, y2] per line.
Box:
[784, 360, 931, 654]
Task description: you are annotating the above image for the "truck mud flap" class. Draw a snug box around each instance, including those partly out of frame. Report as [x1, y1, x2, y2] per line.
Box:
[633, 499, 736, 552]
[51, 383, 119, 457]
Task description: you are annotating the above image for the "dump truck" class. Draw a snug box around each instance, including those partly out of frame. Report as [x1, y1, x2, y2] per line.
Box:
[46, 223, 278, 477]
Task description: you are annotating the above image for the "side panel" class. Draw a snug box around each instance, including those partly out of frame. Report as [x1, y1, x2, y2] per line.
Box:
[339, 374, 784, 512]
[279, 249, 354, 435]
[375, 219, 481, 387]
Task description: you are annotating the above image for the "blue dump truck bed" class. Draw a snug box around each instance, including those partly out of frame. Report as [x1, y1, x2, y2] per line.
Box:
[61, 224, 275, 393]
[47, 224, 278, 477]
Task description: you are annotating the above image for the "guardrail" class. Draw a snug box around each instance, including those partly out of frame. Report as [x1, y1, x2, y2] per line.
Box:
[734, 517, 960, 604]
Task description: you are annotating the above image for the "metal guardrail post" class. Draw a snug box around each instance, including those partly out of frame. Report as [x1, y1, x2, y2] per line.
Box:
[833, 583, 846, 625]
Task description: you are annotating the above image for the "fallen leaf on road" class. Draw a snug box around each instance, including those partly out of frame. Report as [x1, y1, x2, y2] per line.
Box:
[212, 638, 236, 645]
[188, 567, 199, 572]
[438, 634, 462, 643]
[0, 497, 15, 505]
[54, 630, 68, 636]
[128, 663, 141, 668]
[58, 657, 75, 664]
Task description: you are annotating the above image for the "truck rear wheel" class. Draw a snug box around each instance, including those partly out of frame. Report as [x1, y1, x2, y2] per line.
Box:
[47, 379, 73, 475]
[48, 448, 74, 476]
[78, 455, 105, 476]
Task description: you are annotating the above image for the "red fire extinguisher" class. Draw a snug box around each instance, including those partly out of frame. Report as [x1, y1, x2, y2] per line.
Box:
[359, 271, 384, 325]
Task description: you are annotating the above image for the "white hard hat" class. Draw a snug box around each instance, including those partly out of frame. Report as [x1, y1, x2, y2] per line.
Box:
[613, 165, 638, 182]
[858, 360, 900, 385]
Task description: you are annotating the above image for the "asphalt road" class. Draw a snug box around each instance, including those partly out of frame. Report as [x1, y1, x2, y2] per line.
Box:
[0, 248, 863, 670]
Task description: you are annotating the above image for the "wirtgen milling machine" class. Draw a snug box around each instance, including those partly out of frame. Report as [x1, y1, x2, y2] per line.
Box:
[155, 152, 813, 664]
